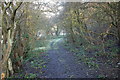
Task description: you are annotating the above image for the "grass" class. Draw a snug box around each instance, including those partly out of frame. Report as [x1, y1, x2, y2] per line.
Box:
[25, 73, 37, 78]
[76, 53, 99, 68]
[66, 42, 99, 69]
[10, 48, 47, 78]
[9, 38, 50, 78]
[64, 37, 118, 78]
[73, 39, 118, 68]
[35, 39, 49, 48]
[97, 75, 106, 78]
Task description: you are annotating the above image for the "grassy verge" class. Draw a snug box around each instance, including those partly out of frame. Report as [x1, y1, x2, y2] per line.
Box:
[63, 38, 118, 78]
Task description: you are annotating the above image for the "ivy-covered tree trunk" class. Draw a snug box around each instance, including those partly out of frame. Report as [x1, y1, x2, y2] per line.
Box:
[11, 24, 24, 72]
[1, 2, 22, 79]
[1, 20, 15, 78]
[1, 3, 13, 78]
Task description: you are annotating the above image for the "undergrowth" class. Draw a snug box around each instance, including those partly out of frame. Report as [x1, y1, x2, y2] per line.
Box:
[64, 38, 118, 69]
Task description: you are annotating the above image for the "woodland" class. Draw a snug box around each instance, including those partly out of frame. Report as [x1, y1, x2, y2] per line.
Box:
[0, 1, 120, 79]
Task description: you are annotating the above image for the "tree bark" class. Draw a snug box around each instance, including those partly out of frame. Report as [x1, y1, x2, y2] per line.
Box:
[1, 2, 22, 79]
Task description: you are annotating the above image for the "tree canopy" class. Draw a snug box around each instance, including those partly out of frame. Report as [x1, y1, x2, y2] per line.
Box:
[0, 1, 119, 79]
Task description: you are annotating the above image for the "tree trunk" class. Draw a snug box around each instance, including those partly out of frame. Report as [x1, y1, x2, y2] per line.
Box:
[1, 2, 22, 79]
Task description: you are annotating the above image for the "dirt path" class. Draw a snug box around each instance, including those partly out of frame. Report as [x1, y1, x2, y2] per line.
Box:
[13, 38, 118, 78]
[40, 39, 93, 78]
[13, 38, 95, 78]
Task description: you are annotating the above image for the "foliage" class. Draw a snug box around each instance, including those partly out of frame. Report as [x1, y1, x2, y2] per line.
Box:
[0, 1, 119, 78]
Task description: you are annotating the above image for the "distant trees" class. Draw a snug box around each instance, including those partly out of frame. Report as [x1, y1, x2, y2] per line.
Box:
[64, 3, 118, 42]
[60, 2, 119, 55]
